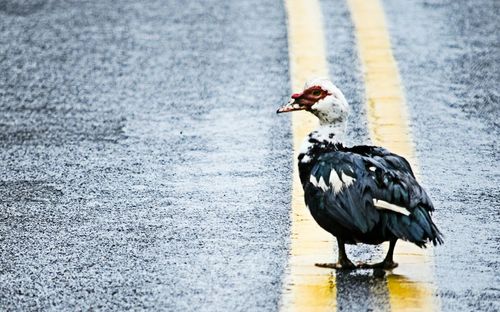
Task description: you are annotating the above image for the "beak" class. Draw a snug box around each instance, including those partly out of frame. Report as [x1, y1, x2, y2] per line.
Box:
[276, 94, 306, 114]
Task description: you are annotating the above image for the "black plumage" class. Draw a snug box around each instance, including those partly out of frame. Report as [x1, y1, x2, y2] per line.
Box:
[300, 142, 443, 248]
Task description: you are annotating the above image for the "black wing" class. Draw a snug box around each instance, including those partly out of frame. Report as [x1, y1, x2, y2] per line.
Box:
[304, 147, 443, 246]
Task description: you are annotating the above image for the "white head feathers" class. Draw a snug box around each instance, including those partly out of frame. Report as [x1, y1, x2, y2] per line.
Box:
[304, 77, 350, 125]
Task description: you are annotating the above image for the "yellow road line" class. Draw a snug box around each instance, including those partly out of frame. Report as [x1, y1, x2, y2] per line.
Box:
[348, 0, 440, 310]
[280, 0, 337, 311]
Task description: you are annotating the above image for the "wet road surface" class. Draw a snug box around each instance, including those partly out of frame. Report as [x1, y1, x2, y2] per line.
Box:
[1, 1, 291, 310]
[384, 0, 500, 310]
[1, 0, 499, 311]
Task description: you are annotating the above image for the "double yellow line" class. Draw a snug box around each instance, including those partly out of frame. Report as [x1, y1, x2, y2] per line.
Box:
[281, 0, 439, 310]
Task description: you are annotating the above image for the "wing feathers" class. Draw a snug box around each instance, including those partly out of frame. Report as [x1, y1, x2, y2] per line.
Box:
[303, 147, 443, 245]
[374, 199, 411, 216]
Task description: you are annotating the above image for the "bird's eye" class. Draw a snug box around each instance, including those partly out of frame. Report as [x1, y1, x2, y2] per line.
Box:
[312, 90, 322, 96]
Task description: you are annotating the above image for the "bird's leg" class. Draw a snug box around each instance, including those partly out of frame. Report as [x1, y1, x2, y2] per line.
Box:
[315, 238, 356, 270]
[382, 239, 398, 268]
[358, 239, 399, 269]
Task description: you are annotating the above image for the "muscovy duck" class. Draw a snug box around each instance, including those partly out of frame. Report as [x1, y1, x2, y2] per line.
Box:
[277, 77, 443, 269]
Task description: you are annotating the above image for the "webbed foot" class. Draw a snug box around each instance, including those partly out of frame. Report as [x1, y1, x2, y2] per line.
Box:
[357, 260, 398, 270]
[315, 260, 356, 270]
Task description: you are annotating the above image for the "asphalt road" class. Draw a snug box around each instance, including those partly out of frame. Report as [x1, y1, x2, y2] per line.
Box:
[1, 0, 499, 311]
[384, 1, 500, 310]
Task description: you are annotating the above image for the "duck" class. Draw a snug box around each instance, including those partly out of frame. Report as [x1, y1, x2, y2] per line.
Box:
[277, 77, 443, 269]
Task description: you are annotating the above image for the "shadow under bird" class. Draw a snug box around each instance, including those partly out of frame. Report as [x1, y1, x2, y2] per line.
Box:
[277, 77, 443, 269]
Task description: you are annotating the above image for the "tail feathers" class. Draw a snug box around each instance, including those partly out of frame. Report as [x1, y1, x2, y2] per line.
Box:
[384, 206, 443, 247]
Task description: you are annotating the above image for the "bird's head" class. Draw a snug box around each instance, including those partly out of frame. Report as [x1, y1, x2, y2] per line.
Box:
[277, 77, 349, 125]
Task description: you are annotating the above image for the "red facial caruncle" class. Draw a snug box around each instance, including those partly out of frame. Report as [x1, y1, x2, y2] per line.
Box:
[277, 85, 331, 113]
